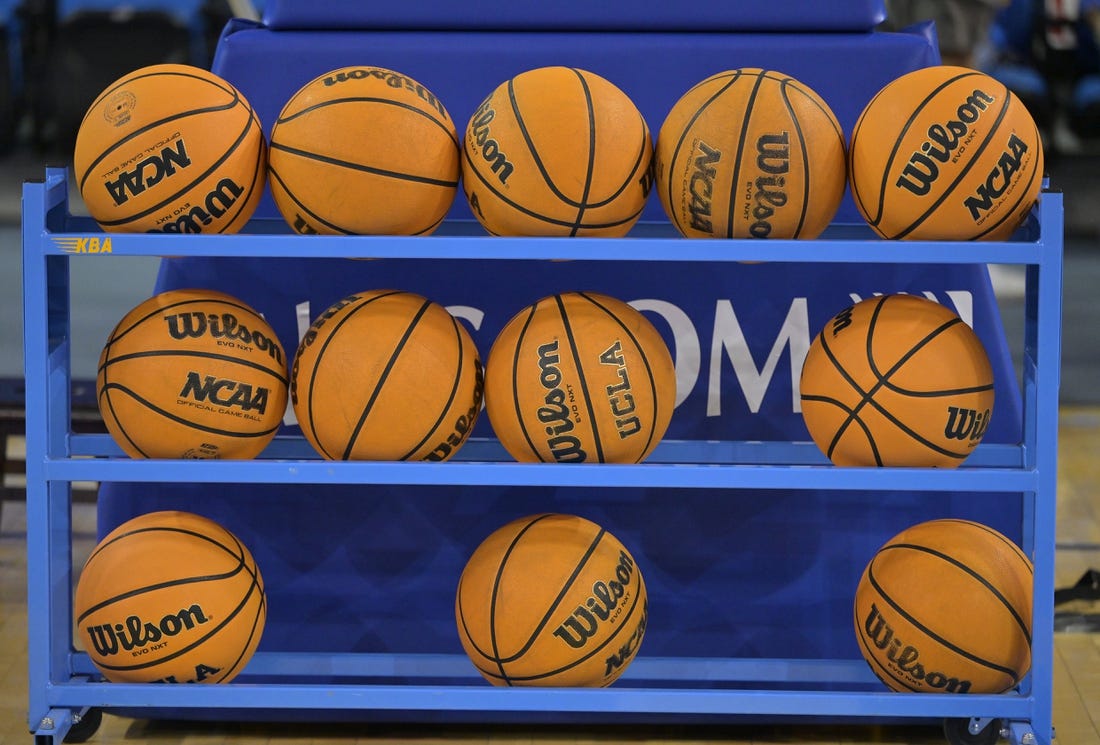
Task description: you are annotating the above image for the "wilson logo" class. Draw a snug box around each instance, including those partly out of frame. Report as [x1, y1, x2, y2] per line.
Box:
[106, 139, 191, 206]
[944, 405, 991, 442]
[179, 372, 270, 414]
[321, 67, 447, 118]
[553, 550, 637, 649]
[862, 602, 973, 692]
[748, 132, 790, 238]
[427, 361, 485, 461]
[895, 89, 996, 197]
[468, 98, 514, 185]
[688, 141, 721, 232]
[84, 604, 210, 657]
[151, 178, 245, 234]
[164, 311, 283, 366]
[535, 340, 587, 463]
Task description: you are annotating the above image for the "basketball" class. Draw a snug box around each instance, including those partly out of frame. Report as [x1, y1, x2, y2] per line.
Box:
[654, 68, 847, 240]
[799, 294, 994, 467]
[268, 66, 460, 235]
[290, 289, 483, 460]
[74, 510, 266, 684]
[96, 288, 289, 459]
[854, 518, 1033, 694]
[73, 63, 266, 234]
[455, 513, 648, 687]
[849, 64, 1044, 240]
[483, 291, 676, 463]
[461, 66, 653, 237]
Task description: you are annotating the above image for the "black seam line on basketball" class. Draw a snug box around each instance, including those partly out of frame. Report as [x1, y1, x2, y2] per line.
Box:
[879, 543, 1032, 647]
[214, 105, 266, 234]
[89, 574, 263, 672]
[101, 349, 289, 385]
[585, 110, 650, 210]
[867, 70, 987, 228]
[76, 564, 248, 622]
[568, 68, 599, 236]
[854, 608, 924, 692]
[507, 77, 572, 208]
[800, 391, 885, 465]
[97, 105, 260, 227]
[867, 562, 1021, 681]
[556, 294, 606, 461]
[494, 526, 610, 666]
[342, 297, 432, 460]
[100, 297, 268, 351]
[276, 96, 459, 150]
[727, 72, 768, 238]
[487, 515, 555, 685]
[268, 166, 357, 235]
[665, 71, 744, 236]
[98, 382, 280, 439]
[269, 142, 459, 188]
[97, 382, 151, 458]
[398, 314, 466, 460]
[304, 290, 404, 459]
[827, 298, 974, 459]
[82, 68, 240, 130]
[577, 291, 661, 461]
[462, 156, 644, 230]
[937, 519, 1034, 572]
[848, 86, 889, 224]
[78, 72, 242, 190]
[82, 525, 246, 580]
[779, 78, 812, 239]
[509, 304, 548, 462]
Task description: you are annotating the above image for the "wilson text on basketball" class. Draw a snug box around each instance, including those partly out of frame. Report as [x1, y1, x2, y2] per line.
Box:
[164, 310, 283, 366]
[943, 405, 991, 443]
[536, 340, 587, 462]
[553, 549, 638, 649]
[895, 88, 996, 196]
[746, 132, 791, 238]
[599, 340, 642, 439]
[83, 604, 211, 658]
[469, 98, 514, 185]
[862, 602, 973, 692]
[321, 67, 448, 119]
[152, 178, 246, 234]
[426, 360, 485, 461]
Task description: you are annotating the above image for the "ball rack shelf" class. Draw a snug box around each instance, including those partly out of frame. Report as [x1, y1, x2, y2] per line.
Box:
[22, 167, 1062, 745]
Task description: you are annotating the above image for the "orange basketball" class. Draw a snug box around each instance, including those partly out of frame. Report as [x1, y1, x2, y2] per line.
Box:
[268, 66, 460, 235]
[849, 64, 1044, 240]
[655, 68, 847, 240]
[483, 291, 676, 463]
[461, 66, 653, 237]
[74, 510, 266, 684]
[290, 290, 483, 460]
[799, 294, 994, 467]
[96, 289, 289, 459]
[73, 63, 266, 234]
[854, 518, 1033, 694]
[455, 513, 648, 687]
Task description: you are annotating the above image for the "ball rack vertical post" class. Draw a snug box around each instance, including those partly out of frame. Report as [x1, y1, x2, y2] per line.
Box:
[22, 166, 1062, 745]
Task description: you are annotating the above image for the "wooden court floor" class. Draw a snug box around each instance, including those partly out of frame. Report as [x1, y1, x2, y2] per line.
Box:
[0, 409, 1097, 745]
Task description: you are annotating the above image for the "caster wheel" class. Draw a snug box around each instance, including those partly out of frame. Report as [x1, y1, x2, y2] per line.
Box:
[943, 717, 1002, 745]
[63, 708, 102, 744]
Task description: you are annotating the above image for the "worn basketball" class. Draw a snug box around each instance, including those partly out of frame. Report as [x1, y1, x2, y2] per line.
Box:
[96, 289, 289, 459]
[74, 510, 266, 684]
[461, 66, 653, 237]
[73, 63, 266, 234]
[483, 291, 675, 464]
[291, 290, 483, 461]
[455, 513, 648, 687]
[656, 68, 847, 240]
[799, 294, 994, 467]
[268, 66, 460, 235]
[854, 518, 1033, 694]
[849, 65, 1044, 240]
